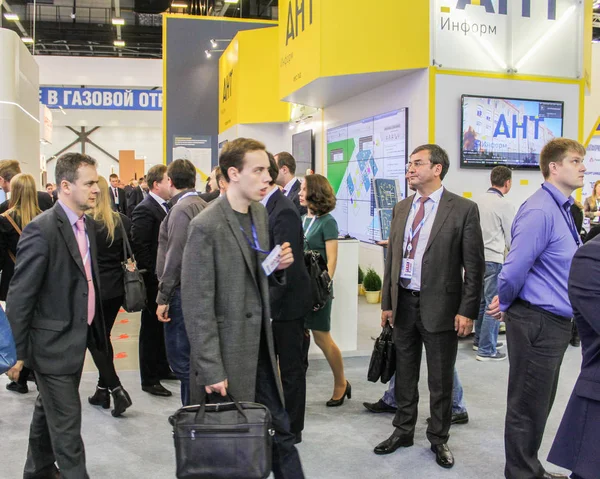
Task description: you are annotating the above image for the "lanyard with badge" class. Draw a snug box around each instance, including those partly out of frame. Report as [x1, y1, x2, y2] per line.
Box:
[400, 199, 438, 280]
[240, 213, 282, 276]
[541, 185, 581, 247]
[176, 191, 198, 203]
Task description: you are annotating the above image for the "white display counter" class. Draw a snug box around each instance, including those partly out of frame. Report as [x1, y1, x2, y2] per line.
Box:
[309, 238, 359, 356]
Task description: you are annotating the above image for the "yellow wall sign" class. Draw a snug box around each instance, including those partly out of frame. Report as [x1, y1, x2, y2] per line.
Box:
[219, 27, 289, 133]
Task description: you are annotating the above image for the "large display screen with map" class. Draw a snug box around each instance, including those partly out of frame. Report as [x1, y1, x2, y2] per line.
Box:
[326, 109, 408, 242]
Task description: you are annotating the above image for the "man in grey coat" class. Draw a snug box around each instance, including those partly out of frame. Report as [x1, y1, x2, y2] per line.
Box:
[181, 138, 304, 479]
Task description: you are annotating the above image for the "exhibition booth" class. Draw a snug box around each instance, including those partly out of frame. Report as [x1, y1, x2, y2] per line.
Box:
[3, 0, 598, 356]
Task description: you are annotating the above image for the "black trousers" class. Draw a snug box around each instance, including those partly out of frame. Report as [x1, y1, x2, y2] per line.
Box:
[255, 330, 304, 479]
[88, 296, 123, 390]
[23, 330, 100, 479]
[272, 317, 307, 434]
[391, 290, 458, 445]
[504, 301, 572, 479]
[139, 277, 170, 386]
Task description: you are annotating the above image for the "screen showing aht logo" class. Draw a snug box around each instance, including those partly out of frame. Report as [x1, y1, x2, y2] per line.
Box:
[460, 95, 564, 170]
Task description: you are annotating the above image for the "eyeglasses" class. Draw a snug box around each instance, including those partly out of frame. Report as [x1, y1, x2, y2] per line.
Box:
[406, 160, 433, 169]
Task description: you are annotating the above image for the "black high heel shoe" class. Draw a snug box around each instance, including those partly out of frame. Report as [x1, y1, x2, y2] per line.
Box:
[88, 387, 110, 409]
[326, 381, 351, 407]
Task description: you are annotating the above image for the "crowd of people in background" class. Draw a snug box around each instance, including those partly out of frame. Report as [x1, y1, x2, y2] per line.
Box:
[0, 135, 599, 479]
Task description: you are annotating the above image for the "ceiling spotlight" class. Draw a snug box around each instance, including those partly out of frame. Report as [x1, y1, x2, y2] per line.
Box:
[224, 0, 239, 3]
[70, 13, 76, 19]
[22, 37, 34, 44]
[4, 13, 19, 21]
[114, 40, 126, 47]
[112, 17, 125, 25]
[205, 50, 212, 58]
[210, 39, 218, 48]
[171, 1, 188, 7]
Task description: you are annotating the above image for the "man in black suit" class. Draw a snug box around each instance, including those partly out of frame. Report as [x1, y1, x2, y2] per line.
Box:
[131, 164, 173, 396]
[275, 152, 307, 216]
[374, 144, 484, 468]
[126, 176, 147, 217]
[262, 153, 312, 443]
[6, 152, 106, 478]
[108, 173, 127, 214]
[0, 159, 54, 212]
[198, 166, 221, 203]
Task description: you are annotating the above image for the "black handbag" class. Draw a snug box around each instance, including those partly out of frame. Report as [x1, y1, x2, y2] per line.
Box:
[168, 394, 274, 479]
[367, 321, 396, 384]
[303, 248, 332, 311]
[119, 221, 147, 312]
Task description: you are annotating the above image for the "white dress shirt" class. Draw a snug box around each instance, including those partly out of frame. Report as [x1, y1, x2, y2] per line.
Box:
[149, 191, 169, 213]
[283, 177, 298, 196]
[112, 187, 120, 204]
[402, 185, 444, 291]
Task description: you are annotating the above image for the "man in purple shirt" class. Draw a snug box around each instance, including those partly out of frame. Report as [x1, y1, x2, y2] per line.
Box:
[488, 138, 586, 479]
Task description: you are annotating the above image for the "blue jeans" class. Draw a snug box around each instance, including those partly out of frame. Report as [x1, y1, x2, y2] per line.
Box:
[383, 368, 467, 414]
[474, 262, 503, 357]
[163, 288, 190, 406]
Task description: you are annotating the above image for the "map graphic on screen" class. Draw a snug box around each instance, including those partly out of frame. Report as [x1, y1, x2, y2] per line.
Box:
[326, 109, 408, 242]
[461, 95, 564, 170]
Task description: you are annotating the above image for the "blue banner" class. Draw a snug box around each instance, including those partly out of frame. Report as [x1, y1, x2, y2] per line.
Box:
[39, 87, 162, 111]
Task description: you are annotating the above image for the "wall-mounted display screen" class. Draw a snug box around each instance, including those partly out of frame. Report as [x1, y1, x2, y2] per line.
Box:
[326, 109, 408, 242]
[461, 94, 564, 170]
[292, 129, 314, 177]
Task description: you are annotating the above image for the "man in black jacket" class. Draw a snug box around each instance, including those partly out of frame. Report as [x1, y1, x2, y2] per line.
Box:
[127, 176, 147, 217]
[263, 153, 312, 443]
[275, 152, 307, 216]
[0, 159, 54, 212]
[6, 153, 105, 478]
[131, 164, 173, 397]
[108, 173, 127, 214]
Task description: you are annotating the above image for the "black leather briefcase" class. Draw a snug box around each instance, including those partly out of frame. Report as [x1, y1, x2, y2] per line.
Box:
[169, 395, 274, 479]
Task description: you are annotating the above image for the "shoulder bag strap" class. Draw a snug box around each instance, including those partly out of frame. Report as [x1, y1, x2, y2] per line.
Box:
[117, 216, 135, 263]
[3, 213, 21, 263]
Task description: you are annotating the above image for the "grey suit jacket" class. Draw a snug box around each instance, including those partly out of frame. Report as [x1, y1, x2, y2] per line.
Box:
[181, 195, 284, 404]
[6, 205, 105, 374]
[382, 189, 485, 333]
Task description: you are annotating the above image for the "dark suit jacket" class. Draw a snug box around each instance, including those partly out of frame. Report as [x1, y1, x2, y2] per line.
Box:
[6, 205, 106, 375]
[548, 235, 600, 477]
[0, 212, 22, 301]
[94, 213, 131, 301]
[109, 187, 127, 214]
[182, 196, 285, 405]
[199, 190, 220, 203]
[265, 189, 312, 322]
[126, 186, 145, 217]
[0, 191, 54, 215]
[382, 189, 485, 332]
[286, 179, 307, 216]
[131, 195, 166, 283]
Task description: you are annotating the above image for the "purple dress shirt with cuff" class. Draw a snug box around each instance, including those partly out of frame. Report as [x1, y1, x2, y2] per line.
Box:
[498, 182, 579, 318]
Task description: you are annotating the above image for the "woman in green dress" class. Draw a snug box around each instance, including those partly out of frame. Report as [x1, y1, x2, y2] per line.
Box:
[300, 174, 350, 407]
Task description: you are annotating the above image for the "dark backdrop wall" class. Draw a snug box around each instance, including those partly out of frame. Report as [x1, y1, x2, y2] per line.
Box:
[164, 16, 275, 165]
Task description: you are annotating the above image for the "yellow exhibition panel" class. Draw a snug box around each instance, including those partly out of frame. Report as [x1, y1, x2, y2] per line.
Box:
[278, 0, 430, 101]
[219, 27, 290, 133]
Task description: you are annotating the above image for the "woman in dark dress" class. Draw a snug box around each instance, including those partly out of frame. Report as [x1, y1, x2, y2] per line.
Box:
[0, 174, 42, 394]
[87, 176, 133, 417]
[300, 174, 350, 407]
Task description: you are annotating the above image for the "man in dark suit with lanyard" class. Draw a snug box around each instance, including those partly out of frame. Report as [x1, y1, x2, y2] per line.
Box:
[6, 152, 105, 478]
[131, 164, 173, 397]
[488, 138, 587, 479]
[275, 152, 307, 216]
[374, 144, 484, 469]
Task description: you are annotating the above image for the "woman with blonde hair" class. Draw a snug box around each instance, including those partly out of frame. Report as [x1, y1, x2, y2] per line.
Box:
[299, 174, 350, 407]
[584, 180, 600, 225]
[87, 175, 133, 417]
[0, 173, 42, 393]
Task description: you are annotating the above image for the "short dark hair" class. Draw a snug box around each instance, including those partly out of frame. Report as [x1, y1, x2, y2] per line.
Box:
[109, 173, 118, 180]
[490, 166, 512, 187]
[167, 159, 196, 189]
[146, 164, 167, 191]
[214, 166, 225, 186]
[275, 151, 297, 175]
[139, 176, 145, 182]
[219, 138, 266, 182]
[267, 152, 279, 185]
[45, 183, 53, 188]
[410, 144, 450, 180]
[0, 160, 21, 182]
[55, 153, 97, 191]
[304, 174, 336, 216]
[539, 138, 586, 179]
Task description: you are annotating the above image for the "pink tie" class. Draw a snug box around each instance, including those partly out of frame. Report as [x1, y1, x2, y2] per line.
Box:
[75, 217, 95, 325]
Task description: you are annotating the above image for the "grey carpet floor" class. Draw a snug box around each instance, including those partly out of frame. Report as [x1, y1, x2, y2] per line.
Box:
[0, 336, 579, 479]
